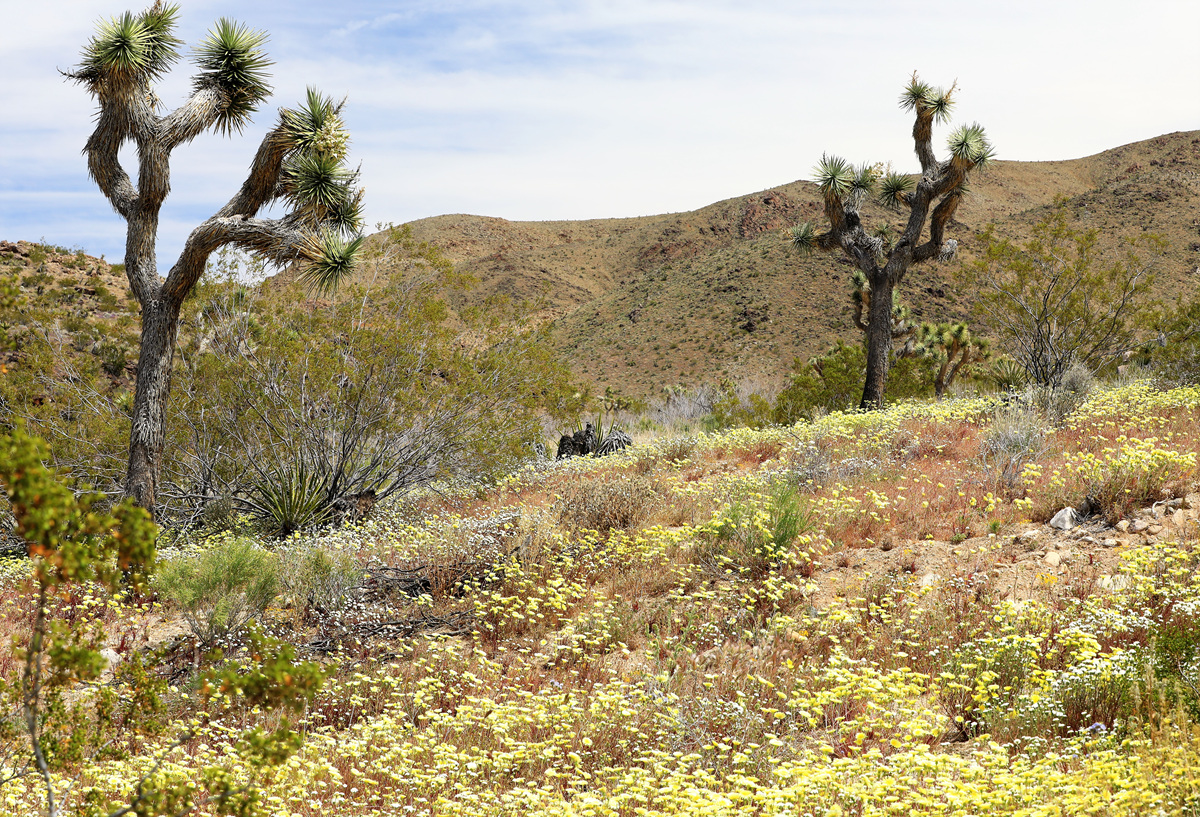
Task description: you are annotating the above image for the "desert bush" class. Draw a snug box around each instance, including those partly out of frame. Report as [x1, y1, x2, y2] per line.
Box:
[156, 538, 280, 647]
[558, 473, 657, 532]
[963, 201, 1161, 388]
[96, 340, 127, 377]
[1089, 438, 1195, 523]
[698, 482, 816, 577]
[706, 379, 774, 431]
[773, 341, 934, 424]
[278, 547, 363, 625]
[996, 651, 1145, 743]
[981, 403, 1047, 492]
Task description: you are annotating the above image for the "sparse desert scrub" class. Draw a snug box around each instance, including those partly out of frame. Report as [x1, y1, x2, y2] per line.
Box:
[10, 381, 1200, 815]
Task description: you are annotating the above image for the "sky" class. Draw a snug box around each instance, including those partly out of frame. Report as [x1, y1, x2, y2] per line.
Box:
[2, 0, 1198, 266]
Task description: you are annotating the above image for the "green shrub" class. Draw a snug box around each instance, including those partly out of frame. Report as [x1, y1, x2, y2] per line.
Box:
[156, 538, 280, 647]
[773, 341, 934, 423]
[278, 547, 363, 624]
[97, 340, 127, 377]
[699, 482, 816, 577]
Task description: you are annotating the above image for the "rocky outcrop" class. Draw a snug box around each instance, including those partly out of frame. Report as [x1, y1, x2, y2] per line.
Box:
[555, 423, 632, 459]
[557, 423, 597, 459]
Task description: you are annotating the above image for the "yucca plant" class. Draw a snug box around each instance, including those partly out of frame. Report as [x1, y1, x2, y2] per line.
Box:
[243, 462, 332, 538]
[787, 73, 993, 409]
[66, 3, 366, 520]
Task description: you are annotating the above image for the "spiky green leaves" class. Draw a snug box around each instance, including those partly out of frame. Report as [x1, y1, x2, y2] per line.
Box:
[880, 172, 914, 209]
[297, 231, 365, 294]
[193, 19, 272, 136]
[283, 88, 351, 163]
[947, 123, 994, 169]
[285, 154, 352, 212]
[280, 90, 361, 232]
[788, 223, 818, 255]
[900, 73, 954, 123]
[814, 154, 854, 203]
[71, 4, 182, 94]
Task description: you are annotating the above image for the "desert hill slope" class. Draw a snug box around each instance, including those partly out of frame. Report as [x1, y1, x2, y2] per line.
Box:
[403, 130, 1200, 397]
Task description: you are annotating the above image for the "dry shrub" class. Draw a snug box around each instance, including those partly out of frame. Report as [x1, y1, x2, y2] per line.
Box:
[559, 473, 657, 532]
[736, 438, 784, 466]
[981, 404, 1048, 493]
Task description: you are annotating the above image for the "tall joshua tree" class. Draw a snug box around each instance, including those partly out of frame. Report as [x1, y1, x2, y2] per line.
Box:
[789, 74, 993, 409]
[66, 3, 364, 518]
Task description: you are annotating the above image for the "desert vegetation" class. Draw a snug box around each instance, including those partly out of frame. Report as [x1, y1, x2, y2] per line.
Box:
[6, 381, 1200, 814]
[6, 5, 1200, 816]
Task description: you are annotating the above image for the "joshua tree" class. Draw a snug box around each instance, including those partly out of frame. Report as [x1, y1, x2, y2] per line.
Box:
[849, 269, 918, 353]
[912, 321, 989, 399]
[789, 74, 993, 409]
[66, 3, 364, 518]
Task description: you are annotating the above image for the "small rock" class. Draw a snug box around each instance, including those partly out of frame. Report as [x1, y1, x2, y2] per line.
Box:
[1049, 507, 1081, 531]
[1130, 519, 1150, 534]
[1097, 575, 1132, 591]
[1148, 524, 1164, 536]
[1044, 551, 1062, 568]
[1166, 498, 1184, 510]
[100, 648, 122, 668]
[1172, 509, 1186, 528]
[1102, 539, 1119, 548]
[1081, 535, 1097, 544]
[1116, 520, 1130, 533]
[919, 573, 941, 589]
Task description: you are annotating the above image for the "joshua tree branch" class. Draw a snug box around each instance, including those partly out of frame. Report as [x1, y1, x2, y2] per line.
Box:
[159, 86, 226, 150]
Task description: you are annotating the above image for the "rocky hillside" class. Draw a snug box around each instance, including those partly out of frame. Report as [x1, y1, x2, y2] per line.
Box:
[6, 132, 1199, 403]
[404, 131, 1200, 397]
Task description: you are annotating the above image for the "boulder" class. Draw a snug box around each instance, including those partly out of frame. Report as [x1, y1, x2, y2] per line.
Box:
[556, 422, 597, 459]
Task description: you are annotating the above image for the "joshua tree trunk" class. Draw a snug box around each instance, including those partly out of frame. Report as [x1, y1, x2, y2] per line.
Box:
[125, 296, 181, 510]
[69, 4, 364, 519]
[861, 272, 895, 408]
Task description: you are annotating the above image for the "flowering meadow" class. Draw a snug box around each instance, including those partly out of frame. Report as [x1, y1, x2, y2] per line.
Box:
[6, 381, 1200, 815]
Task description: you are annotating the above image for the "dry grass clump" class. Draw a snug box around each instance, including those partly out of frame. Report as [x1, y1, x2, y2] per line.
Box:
[558, 472, 657, 532]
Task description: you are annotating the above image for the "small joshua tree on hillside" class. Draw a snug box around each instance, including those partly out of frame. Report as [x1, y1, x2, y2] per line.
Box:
[789, 74, 993, 409]
[66, 3, 364, 518]
[913, 321, 988, 399]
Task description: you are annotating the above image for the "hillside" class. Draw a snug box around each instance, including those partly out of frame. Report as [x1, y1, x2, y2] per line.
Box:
[405, 131, 1200, 397]
[5, 132, 1197, 406]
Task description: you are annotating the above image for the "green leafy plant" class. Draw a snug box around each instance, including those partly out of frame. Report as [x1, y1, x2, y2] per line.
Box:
[155, 537, 280, 647]
[0, 426, 322, 816]
[699, 482, 816, 576]
[242, 463, 332, 538]
[963, 200, 1162, 388]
